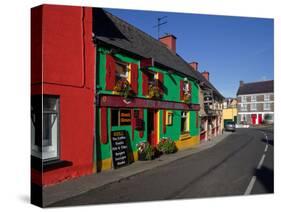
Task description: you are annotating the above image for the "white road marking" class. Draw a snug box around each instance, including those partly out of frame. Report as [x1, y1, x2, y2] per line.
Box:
[265, 144, 268, 152]
[257, 154, 266, 170]
[244, 176, 257, 195]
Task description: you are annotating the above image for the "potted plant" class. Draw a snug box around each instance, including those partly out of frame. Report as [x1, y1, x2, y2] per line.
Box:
[137, 142, 155, 160]
[157, 137, 177, 154]
[148, 84, 163, 99]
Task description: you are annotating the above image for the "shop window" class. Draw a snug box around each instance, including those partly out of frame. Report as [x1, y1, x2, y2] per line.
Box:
[31, 95, 59, 161]
[181, 112, 190, 133]
[111, 109, 131, 126]
[111, 109, 119, 126]
[166, 111, 173, 125]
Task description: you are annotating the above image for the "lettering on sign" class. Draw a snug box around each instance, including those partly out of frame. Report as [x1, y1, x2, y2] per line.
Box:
[120, 109, 131, 125]
[111, 130, 129, 169]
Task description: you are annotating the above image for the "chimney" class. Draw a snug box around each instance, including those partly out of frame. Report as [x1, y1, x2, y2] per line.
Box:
[189, 62, 198, 71]
[159, 34, 177, 54]
[202, 71, 209, 81]
[240, 80, 244, 86]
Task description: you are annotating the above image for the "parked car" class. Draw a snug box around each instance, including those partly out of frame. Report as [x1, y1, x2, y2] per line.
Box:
[236, 121, 250, 128]
[224, 121, 236, 132]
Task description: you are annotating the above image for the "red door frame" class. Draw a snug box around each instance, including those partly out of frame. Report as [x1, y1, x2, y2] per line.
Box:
[251, 114, 256, 125]
[147, 109, 158, 147]
[258, 114, 262, 124]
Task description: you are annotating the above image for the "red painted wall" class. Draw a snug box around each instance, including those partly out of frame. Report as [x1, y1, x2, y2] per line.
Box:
[31, 4, 95, 186]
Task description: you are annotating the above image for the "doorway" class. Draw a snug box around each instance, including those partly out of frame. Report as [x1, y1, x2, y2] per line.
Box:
[147, 109, 158, 146]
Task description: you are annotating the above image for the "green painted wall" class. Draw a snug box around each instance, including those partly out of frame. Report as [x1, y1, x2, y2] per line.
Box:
[96, 46, 200, 161]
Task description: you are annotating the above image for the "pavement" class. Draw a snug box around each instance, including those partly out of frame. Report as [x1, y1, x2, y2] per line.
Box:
[43, 131, 232, 207]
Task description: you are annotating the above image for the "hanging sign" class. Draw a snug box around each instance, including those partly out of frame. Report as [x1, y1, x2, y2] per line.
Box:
[111, 130, 129, 169]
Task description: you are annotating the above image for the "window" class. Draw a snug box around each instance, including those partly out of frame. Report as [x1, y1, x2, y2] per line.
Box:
[115, 61, 128, 80]
[241, 96, 247, 103]
[111, 109, 131, 126]
[241, 104, 247, 111]
[251, 103, 257, 111]
[147, 71, 156, 86]
[264, 103, 271, 110]
[166, 111, 173, 125]
[31, 95, 59, 161]
[181, 112, 189, 133]
[264, 94, 270, 101]
[251, 95, 256, 102]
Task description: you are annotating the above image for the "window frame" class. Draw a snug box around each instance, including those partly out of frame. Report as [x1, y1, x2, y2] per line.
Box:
[251, 95, 256, 102]
[240, 103, 247, 111]
[250, 103, 257, 111]
[165, 111, 173, 125]
[111, 108, 132, 127]
[241, 96, 247, 103]
[115, 61, 129, 79]
[264, 94, 270, 101]
[264, 103, 271, 111]
[180, 111, 190, 133]
[31, 95, 60, 162]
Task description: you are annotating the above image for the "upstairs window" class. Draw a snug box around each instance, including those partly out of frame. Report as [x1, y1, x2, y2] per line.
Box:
[115, 61, 129, 81]
[241, 96, 247, 103]
[264, 103, 271, 110]
[251, 95, 256, 102]
[264, 94, 270, 101]
[250, 103, 257, 111]
[241, 104, 247, 111]
[106, 54, 139, 96]
[180, 79, 192, 102]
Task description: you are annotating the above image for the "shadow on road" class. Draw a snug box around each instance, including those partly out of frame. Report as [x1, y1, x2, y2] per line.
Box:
[261, 138, 274, 146]
[255, 166, 274, 193]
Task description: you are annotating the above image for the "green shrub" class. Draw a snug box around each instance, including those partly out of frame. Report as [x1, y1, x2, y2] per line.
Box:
[157, 137, 177, 154]
[137, 142, 155, 160]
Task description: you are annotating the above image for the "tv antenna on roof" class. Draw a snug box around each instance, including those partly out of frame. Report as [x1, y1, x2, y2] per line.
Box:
[153, 16, 168, 39]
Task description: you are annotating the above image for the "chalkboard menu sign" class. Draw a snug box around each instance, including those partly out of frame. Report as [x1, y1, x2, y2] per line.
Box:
[111, 130, 129, 169]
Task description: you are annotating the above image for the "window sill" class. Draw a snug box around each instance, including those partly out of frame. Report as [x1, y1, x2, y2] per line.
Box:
[31, 156, 73, 172]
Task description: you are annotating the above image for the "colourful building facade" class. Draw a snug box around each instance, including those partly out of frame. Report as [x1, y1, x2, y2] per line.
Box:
[95, 46, 200, 171]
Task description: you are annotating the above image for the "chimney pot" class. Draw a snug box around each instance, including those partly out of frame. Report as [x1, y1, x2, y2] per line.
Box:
[189, 62, 198, 71]
[159, 34, 177, 54]
[240, 80, 244, 86]
[202, 71, 209, 81]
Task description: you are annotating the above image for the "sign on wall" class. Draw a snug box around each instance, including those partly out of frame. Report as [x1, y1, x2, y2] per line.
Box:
[111, 130, 129, 169]
[120, 110, 131, 125]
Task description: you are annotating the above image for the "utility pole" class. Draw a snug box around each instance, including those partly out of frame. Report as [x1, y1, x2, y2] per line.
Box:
[153, 16, 168, 39]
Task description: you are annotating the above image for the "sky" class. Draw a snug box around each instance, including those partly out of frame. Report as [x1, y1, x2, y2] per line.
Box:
[106, 8, 274, 98]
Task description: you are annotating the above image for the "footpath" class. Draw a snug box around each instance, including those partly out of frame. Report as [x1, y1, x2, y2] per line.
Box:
[43, 131, 232, 207]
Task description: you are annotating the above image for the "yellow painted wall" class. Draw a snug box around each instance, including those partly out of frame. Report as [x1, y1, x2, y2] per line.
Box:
[223, 108, 237, 121]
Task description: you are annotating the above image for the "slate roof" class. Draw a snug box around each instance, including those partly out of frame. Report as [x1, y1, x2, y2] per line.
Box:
[236, 80, 274, 95]
[93, 8, 224, 99]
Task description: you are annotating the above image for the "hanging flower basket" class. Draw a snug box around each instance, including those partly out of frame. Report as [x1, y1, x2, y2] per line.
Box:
[148, 85, 163, 99]
[113, 78, 133, 100]
[183, 93, 191, 103]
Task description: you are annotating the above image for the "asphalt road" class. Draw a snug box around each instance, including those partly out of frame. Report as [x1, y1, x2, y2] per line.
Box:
[51, 126, 274, 207]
